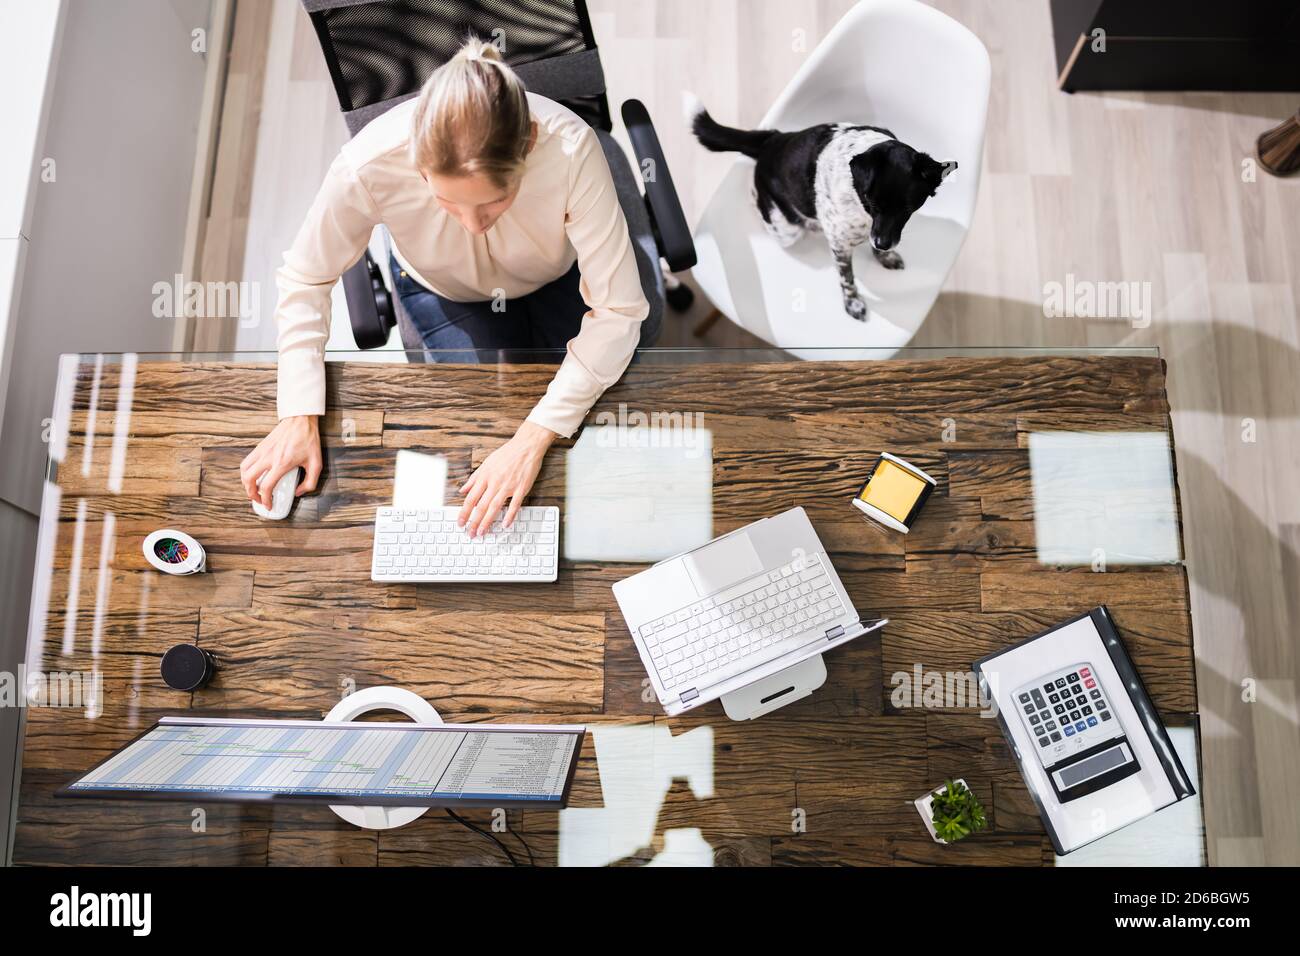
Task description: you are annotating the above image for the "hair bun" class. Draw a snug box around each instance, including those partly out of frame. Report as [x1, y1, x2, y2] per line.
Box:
[463, 38, 503, 63]
[412, 36, 530, 188]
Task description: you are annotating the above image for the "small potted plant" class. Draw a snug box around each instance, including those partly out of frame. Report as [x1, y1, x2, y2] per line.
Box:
[915, 778, 988, 844]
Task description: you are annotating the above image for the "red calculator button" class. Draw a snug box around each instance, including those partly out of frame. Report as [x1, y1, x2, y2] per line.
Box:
[1079, 668, 1091, 677]
[1084, 678, 1096, 689]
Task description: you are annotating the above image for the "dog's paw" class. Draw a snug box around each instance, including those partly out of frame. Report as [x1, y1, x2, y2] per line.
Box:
[771, 224, 805, 248]
[843, 296, 869, 322]
[874, 250, 905, 270]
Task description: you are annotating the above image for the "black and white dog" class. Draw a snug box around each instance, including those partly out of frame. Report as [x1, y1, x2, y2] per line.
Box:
[687, 96, 956, 321]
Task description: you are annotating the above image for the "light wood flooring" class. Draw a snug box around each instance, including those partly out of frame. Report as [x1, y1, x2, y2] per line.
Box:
[195, 0, 1300, 865]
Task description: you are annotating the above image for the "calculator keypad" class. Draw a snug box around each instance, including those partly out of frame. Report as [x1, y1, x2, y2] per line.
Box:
[1017, 664, 1117, 755]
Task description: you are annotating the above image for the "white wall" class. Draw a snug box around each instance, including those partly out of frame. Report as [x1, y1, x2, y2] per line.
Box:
[1, 0, 212, 512]
[0, 0, 212, 865]
[0, 0, 66, 871]
[0, 0, 66, 470]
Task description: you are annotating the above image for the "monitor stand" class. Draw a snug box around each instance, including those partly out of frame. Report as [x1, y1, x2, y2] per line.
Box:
[323, 686, 441, 830]
[721, 654, 826, 720]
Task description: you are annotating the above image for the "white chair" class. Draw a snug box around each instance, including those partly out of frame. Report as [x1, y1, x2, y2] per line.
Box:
[691, 0, 990, 350]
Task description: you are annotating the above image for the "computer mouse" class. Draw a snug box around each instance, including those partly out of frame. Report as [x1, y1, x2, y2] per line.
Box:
[252, 468, 300, 520]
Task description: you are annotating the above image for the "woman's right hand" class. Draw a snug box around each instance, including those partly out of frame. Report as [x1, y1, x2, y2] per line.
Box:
[240, 415, 323, 510]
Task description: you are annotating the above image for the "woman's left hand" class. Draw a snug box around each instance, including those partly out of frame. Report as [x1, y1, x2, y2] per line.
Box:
[458, 420, 558, 537]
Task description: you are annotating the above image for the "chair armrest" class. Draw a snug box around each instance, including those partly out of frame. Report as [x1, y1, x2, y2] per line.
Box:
[340, 252, 396, 350]
[620, 99, 697, 272]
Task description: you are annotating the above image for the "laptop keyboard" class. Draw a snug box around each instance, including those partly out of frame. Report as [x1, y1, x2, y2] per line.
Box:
[639, 553, 846, 694]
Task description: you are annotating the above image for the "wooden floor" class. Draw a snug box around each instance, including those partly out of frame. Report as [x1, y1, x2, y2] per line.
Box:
[14, 356, 1198, 866]
[193, 0, 1300, 865]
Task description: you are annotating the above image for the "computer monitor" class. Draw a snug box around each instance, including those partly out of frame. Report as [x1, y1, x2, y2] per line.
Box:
[59, 717, 585, 809]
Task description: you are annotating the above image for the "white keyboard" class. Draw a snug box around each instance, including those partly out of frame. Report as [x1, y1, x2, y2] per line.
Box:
[370, 506, 559, 582]
[638, 553, 846, 693]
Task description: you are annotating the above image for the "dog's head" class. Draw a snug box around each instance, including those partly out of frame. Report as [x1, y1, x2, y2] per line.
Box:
[849, 144, 957, 252]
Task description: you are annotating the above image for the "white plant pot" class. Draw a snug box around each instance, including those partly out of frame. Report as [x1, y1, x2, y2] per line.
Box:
[915, 777, 970, 845]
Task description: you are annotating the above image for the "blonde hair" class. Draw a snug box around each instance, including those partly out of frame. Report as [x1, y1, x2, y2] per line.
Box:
[410, 38, 531, 188]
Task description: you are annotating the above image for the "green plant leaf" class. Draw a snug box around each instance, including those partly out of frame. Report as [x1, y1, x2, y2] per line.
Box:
[929, 779, 989, 842]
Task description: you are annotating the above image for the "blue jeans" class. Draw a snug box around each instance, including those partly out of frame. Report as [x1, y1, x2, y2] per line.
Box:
[392, 255, 658, 357]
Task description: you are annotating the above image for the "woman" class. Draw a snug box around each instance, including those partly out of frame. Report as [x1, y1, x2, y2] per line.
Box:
[241, 39, 652, 536]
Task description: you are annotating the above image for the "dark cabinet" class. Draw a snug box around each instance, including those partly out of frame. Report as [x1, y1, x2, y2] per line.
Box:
[1052, 0, 1300, 91]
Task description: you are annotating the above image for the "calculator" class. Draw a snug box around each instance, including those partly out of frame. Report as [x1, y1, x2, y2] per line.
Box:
[1012, 662, 1140, 803]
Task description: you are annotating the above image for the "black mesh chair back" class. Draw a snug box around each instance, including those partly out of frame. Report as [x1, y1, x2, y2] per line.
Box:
[303, 0, 611, 135]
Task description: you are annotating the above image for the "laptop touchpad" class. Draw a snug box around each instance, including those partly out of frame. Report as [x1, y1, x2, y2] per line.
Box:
[683, 532, 764, 597]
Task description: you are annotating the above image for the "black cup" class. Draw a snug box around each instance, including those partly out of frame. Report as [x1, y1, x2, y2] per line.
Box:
[160, 644, 216, 691]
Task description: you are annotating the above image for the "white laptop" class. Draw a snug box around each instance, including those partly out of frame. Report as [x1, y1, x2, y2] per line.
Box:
[612, 507, 886, 716]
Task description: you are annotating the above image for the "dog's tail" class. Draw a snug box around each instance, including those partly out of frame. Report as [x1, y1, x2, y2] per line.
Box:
[683, 92, 775, 159]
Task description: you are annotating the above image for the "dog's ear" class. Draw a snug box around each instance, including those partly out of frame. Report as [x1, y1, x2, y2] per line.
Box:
[849, 150, 881, 202]
[916, 155, 953, 196]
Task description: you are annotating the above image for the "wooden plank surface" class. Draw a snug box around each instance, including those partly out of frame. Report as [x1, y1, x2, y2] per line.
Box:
[208, 0, 1297, 867]
[13, 357, 1198, 867]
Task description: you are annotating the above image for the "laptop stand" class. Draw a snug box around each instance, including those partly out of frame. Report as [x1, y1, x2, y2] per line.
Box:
[721, 654, 827, 720]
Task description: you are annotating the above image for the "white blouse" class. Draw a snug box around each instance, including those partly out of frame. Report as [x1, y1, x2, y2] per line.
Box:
[273, 93, 648, 437]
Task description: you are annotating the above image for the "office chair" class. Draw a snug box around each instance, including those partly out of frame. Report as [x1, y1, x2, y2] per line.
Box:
[301, 0, 696, 353]
[690, 0, 989, 352]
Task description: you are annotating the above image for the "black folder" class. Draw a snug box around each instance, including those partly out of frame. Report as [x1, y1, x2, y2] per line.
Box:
[972, 606, 1196, 854]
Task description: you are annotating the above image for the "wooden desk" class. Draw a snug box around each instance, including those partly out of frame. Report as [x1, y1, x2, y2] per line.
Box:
[12, 355, 1199, 866]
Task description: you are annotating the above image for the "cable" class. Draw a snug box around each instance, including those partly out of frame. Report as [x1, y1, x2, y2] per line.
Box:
[510, 825, 537, 867]
[444, 808, 519, 866]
